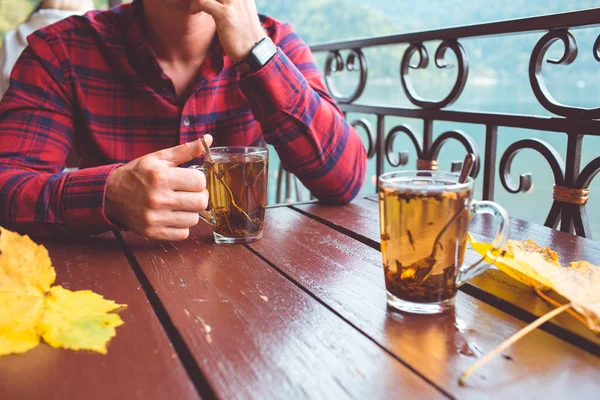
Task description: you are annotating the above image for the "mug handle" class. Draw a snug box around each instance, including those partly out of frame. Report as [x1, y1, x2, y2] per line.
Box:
[188, 165, 216, 227]
[456, 200, 510, 286]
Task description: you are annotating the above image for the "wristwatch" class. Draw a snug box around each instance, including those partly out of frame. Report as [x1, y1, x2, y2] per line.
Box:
[235, 36, 278, 76]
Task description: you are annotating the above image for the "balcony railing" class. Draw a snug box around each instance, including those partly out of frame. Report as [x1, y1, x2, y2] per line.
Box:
[275, 8, 600, 239]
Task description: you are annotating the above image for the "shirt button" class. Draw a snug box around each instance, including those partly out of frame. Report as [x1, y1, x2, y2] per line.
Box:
[183, 117, 191, 127]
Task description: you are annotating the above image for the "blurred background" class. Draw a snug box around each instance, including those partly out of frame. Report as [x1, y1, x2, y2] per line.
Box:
[1, 0, 598, 236]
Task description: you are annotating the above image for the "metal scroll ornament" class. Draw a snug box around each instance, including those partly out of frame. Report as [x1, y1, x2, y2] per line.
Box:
[385, 124, 422, 167]
[500, 139, 598, 237]
[594, 35, 600, 63]
[428, 130, 480, 177]
[351, 119, 376, 159]
[324, 49, 368, 104]
[499, 139, 566, 228]
[529, 29, 600, 119]
[400, 40, 469, 109]
[385, 125, 480, 177]
[500, 139, 565, 194]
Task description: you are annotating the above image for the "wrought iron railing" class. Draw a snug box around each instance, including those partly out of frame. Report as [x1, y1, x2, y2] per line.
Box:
[276, 8, 600, 239]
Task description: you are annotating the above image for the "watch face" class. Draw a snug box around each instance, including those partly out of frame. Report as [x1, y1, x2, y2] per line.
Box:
[253, 38, 278, 65]
[237, 38, 277, 75]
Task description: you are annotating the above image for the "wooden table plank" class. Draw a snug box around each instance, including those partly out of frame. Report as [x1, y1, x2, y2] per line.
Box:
[294, 198, 600, 352]
[294, 198, 380, 248]
[0, 233, 198, 400]
[248, 207, 600, 399]
[120, 226, 444, 400]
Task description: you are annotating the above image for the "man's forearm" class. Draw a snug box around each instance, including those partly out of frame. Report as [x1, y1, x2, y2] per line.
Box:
[239, 50, 367, 203]
[0, 164, 121, 236]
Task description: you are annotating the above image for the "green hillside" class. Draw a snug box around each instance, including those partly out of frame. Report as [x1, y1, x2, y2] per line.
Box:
[256, 1, 600, 86]
[256, 0, 397, 44]
[349, 0, 600, 31]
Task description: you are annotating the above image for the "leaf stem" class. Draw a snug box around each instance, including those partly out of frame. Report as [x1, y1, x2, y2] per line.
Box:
[458, 303, 572, 386]
[534, 286, 588, 327]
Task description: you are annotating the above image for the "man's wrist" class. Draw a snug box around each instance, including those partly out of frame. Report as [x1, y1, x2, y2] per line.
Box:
[104, 167, 122, 226]
[235, 36, 278, 76]
[230, 27, 266, 63]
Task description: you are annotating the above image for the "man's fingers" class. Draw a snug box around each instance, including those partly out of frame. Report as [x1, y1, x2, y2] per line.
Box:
[167, 190, 210, 212]
[153, 135, 213, 167]
[165, 211, 201, 229]
[168, 167, 207, 192]
[190, 0, 224, 16]
[146, 227, 191, 242]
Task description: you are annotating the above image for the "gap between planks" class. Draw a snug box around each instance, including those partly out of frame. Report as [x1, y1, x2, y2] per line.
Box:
[114, 231, 219, 400]
[242, 243, 454, 399]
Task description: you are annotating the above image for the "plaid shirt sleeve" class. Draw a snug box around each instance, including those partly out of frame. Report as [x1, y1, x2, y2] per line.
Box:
[0, 34, 121, 236]
[239, 25, 367, 204]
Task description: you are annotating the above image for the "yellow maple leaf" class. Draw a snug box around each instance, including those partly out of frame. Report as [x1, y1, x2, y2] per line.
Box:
[39, 286, 125, 354]
[0, 227, 55, 356]
[0, 227, 126, 356]
[0, 227, 55, 295]
[0, 293, 44, 355]
[468, 234, 555, 289]
[469, 235, 600, 334]
[546, 261, 600, 333]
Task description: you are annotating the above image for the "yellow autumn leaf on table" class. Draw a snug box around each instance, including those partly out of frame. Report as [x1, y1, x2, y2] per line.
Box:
[468, 234, 556, 289]
[0, 293, 44, 355]
[0, 227, 55, 356]
[40, 286, 125, 354]
[0, 227, 56, 294]
[468, 234, 600, 334]
[546, 261, 600, 334]
[0, 227, 126, 356]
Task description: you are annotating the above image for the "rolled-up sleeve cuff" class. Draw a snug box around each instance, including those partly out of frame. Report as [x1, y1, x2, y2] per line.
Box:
[60, 164, 123, 234]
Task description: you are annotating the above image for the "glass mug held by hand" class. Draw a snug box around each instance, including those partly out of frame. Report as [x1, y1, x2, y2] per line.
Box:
[190, 147, 269, 244]
[378, 171, 510, 314]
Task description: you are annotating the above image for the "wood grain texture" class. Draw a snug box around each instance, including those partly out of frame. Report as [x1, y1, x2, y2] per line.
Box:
[0, 233, 198, 400]
[249, 207, 600, 399]
[121, 225, 443, 400]
[296, 198, 600, 351]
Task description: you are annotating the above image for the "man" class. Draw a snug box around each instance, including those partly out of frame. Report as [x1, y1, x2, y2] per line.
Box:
[0, 0, 366, 241]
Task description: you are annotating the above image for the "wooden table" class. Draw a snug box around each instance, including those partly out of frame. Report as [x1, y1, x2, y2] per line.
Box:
[1, 197, 599, 399]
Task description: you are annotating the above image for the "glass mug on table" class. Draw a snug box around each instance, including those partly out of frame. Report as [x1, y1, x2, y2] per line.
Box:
[378, 170, 510, 314]
[189, 146, 269, 244]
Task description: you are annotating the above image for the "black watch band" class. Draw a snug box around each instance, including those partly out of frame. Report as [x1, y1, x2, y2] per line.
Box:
[235, 37, 278, 75]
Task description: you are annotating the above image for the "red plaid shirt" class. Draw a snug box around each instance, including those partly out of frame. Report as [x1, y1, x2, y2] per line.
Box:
[0, 1, 366, 235]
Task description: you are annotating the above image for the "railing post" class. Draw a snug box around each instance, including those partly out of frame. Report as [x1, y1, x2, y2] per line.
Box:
[422, 119, 433, 160]
[285, 172, 292, 203]
[276, 165, 283, 203]
[376, 115, 385, 182]
[560, 133, 583, 234]
[482, 125, 498, 201]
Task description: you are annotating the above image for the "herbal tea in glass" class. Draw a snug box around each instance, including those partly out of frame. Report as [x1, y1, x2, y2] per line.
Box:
[193, 147, 268, 244]
[378, 171, 510, 314]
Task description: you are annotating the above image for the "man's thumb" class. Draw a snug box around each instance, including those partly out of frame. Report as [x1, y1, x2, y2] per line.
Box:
[154, 135, 213, 166]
